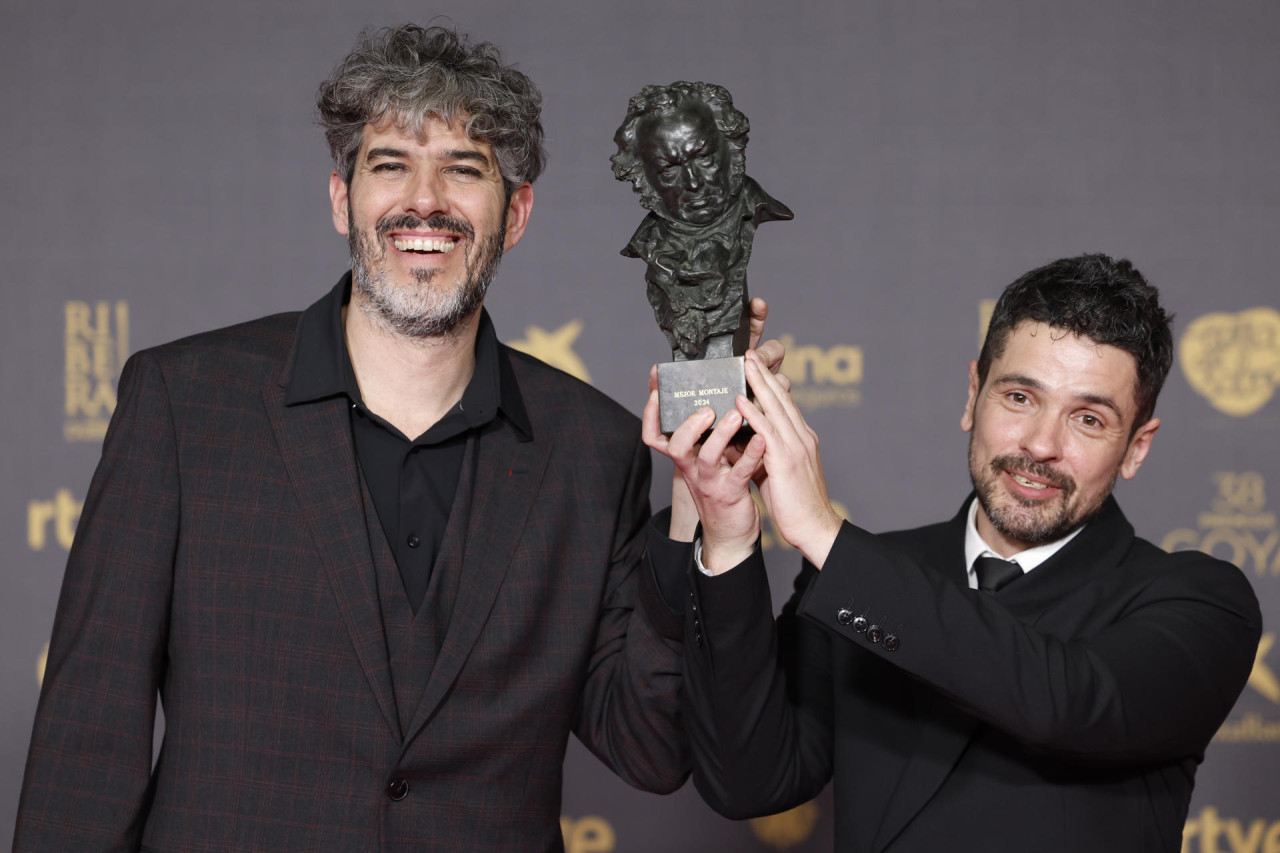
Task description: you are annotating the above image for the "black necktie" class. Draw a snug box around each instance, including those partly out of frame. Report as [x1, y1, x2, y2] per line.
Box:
[974, 556, 1022, 592]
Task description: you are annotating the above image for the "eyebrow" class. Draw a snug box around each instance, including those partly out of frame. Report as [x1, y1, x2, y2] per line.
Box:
[444, 148, 494, 169]
[992, 373, 1123, 417]
[365, 147, 409, 161]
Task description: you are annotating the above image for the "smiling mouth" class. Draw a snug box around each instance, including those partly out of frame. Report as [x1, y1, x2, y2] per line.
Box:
[1009, 472, 1052, 491]
[393, 237, 458, 254]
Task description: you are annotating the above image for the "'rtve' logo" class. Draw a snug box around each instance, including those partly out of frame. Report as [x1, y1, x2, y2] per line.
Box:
[559, 815, 614, 853]
[28, 489, 83, 551]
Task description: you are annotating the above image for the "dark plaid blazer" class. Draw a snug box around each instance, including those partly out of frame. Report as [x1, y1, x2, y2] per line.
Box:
[15, 302, 687, 852]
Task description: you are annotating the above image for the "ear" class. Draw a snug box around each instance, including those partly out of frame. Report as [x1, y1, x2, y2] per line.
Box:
[329, 172, 350, 236]
[502, 182, 535, 252]
[1119, 417, 1160, 480]
[960, 360, 980, 432]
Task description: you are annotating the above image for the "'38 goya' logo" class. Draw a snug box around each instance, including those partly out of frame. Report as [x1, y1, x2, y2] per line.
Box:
[1162, 472, 1278, 577]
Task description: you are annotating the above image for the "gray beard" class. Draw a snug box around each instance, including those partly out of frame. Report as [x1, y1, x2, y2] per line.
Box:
[349, 210, 506, 340]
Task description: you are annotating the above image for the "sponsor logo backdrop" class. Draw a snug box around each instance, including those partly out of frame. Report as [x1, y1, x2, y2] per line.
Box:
[3, 2, 1277, 849]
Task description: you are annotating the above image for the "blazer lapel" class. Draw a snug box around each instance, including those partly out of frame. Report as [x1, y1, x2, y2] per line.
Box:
[398, 416, 551, 751]
[263, 382, 400, 739]
[997, 496, 1135, 625]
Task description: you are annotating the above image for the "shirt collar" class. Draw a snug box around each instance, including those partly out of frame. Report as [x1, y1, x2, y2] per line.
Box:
[283, 273, 531, 440]
[963, 495, 1085, 587]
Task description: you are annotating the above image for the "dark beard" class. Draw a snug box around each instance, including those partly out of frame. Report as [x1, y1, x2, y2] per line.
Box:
[349, 209, 506, 339]
[968, 443, 1112, 546]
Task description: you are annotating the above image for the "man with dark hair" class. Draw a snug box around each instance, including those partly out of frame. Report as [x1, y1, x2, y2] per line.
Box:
[649, 253, 1261, 851]
[14, 25, 692, 852]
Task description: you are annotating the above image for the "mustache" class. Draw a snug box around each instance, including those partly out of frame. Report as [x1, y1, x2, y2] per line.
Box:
[990, 454, 1075, 495]
[375, 213, 475, 241]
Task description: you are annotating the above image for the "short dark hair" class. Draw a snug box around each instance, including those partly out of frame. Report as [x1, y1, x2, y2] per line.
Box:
[977, 253, 1174, 428]
[316, 25, 545, 192]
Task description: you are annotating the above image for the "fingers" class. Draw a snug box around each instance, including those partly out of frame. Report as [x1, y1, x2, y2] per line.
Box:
[731, 432, 766, 482]
[696, 408, 743, 480]
[745, 352, 808, 440]
[752, 341, 792, 391]
[641, 388, 669, 454]
[665, 406, 717, 473]
[747, 297, 769, 350]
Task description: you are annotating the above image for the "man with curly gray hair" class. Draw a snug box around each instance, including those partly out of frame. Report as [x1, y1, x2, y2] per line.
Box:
[15, 24, 691, 852]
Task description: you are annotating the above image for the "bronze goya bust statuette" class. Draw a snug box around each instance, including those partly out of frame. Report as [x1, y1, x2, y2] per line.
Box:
[612, 81, 793, 364]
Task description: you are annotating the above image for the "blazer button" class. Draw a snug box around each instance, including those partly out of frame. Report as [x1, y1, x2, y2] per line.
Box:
[387, 778, 409, 801]
[837, 608, 853, 625]
[866, 625, 883, 644]
[852, 616, 868, 633]
[883, 634, 900, 652]
[694, 631, 704, 647]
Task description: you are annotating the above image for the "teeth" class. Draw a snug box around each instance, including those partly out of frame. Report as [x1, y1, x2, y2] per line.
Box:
[393, 237, 458, 253]
[1011, 473, 1047, 489]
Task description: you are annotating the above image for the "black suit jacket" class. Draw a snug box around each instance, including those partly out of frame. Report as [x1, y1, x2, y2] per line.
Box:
[683, 497, 1260, 852]
[15, 298, 688, 852]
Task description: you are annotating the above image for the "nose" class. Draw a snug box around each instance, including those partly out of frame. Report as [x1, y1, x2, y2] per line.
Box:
[682, 164, 703, 191]
[1020, 412, 1064, 463]
[404, 170, 447, 220]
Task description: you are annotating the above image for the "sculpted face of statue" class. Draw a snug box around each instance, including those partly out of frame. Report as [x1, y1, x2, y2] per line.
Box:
[636, 101, 735, 226]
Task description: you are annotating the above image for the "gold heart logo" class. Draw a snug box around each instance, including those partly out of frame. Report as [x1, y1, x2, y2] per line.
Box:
[1180, 307, 1280, 416]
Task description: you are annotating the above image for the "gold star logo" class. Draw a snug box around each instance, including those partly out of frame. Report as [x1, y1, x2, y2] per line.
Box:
[1250, 633, 1279, 705]
[508, 320, 592, 384]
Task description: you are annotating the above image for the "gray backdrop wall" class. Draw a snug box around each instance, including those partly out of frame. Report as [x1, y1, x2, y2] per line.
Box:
[5, 2, 1278, 850]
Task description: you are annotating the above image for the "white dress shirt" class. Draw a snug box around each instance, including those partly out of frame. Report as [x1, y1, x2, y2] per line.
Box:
[962, 496, 1084, 590]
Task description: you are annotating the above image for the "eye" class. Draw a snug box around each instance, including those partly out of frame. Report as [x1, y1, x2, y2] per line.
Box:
[371, 162, 406, 174]
[447, 165, 483, 178]
[1078, 413, 1103, 428]
[1007, 391, 1029, 405]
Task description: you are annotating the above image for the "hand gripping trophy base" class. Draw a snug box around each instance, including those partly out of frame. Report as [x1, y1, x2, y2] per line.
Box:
[657, 357, 748, 435]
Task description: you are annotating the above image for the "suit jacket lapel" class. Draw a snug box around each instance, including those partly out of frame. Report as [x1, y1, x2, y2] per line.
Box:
[263, 381, 400, 739]
[399, 414, 551, 751]
[997, 496, 1135, 624]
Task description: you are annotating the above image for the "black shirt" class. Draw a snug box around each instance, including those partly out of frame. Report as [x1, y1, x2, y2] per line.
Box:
[284, 274, 531, 612]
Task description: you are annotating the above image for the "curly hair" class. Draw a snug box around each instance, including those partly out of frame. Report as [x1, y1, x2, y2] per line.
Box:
[317, 25, 545, 193]
[977, 253, 1175, 428]
[611, 81, 748, 213]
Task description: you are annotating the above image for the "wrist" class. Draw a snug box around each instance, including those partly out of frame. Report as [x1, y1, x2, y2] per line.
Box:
[700, 534, 757, 575]
[796, 512, 843, 570]
[668, 470, 698, 542]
